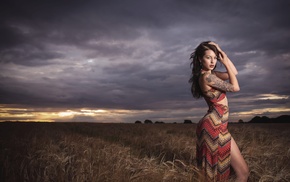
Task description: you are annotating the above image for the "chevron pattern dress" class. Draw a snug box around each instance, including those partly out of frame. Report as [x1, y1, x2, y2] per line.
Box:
[196, 88, 231, 181]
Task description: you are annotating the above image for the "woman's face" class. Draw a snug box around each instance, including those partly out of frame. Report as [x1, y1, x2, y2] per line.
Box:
[200, 50, 217, 71]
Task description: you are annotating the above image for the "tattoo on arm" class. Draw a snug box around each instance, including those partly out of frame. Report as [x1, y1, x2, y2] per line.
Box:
[206, 74, 234, 92]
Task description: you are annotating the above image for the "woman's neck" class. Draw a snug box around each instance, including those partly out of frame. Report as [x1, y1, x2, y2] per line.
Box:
[201, 69, 212, 75]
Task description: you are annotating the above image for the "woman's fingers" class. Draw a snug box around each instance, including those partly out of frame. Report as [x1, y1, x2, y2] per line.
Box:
[209, 42, 228, 63]
[209, 42, 222, 52]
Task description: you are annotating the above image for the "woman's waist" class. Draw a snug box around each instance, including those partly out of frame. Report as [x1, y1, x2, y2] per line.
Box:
[205, 93, 228, 103]
[208, 102, 228, 109]
[207, 103, 229, 114]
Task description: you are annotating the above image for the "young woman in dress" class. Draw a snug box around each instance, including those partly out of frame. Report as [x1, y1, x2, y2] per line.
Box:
[189, 41, 249, 181]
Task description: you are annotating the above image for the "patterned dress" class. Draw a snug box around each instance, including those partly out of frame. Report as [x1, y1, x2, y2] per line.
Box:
[196, 88, 231, 181]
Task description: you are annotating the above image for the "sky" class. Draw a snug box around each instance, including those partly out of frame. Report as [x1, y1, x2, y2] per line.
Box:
[0, 0, 290, 123]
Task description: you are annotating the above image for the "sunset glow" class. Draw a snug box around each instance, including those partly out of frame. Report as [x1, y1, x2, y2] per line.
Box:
[257, 94, 289, 100]
[235, 107, 290, 116]
[1, 103, 289, 123]
[0, 105, 157, 122]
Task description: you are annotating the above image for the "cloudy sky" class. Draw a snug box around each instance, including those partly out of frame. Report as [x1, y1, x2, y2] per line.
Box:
[1, 0, 290, 123]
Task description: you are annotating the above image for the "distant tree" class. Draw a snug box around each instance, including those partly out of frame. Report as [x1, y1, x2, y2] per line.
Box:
[155, 121, 164, 124]
[173, 122, 177, 124]
[144, 119, 153, 124]
[249, 116, 262, 123]
[135, 120, 142, 124]
[184, 120, 192, 124]
[261, 116, 270, 122]
[248, 115, 270, 123]
[275, 115, 290, 123]
[247, 115, 290, 123]
[238, 119, 244, 123]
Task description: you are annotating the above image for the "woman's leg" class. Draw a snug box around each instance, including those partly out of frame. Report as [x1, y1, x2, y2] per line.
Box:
[230, 137, 249, 182]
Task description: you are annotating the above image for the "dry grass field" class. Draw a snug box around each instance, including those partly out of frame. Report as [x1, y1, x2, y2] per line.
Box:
[0, 122, 290, 182]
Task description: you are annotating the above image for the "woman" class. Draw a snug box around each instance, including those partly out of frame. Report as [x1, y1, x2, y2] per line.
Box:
[189, 41, 249, 181]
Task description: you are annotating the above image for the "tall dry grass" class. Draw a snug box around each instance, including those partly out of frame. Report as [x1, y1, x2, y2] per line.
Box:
[0, 122, 289, 181]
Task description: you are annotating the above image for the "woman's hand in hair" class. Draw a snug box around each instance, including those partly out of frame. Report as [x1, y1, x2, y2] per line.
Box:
[209, 42, 229, 65]
[209, 41, 222, 52]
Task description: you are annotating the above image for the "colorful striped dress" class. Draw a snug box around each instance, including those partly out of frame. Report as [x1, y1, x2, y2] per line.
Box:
[196, 88, 231, 181]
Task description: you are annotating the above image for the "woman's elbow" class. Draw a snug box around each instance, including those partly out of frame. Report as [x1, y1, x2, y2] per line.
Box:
[233, 86, 240, 92]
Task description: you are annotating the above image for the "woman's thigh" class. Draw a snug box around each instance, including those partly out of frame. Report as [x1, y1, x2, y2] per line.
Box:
[230, 137, 249, 176]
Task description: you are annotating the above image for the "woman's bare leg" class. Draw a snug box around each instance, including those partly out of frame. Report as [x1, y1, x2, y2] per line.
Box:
[230, 137, 249, 182]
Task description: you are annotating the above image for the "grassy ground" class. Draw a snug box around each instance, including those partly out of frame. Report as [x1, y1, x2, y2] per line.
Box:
[0, 122, 289, 181]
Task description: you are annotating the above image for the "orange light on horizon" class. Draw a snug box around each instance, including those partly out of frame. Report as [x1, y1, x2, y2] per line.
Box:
[234, 107, 290, 116]
[1, 104, 290, 123]
[0, 105, 132, 122]
[58, 110, 79, 117]
[80, 109, 107, 113]
[257, 94, 289, 100]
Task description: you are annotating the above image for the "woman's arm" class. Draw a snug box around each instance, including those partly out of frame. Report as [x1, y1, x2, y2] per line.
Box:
[205, 43, 240, 92]
[210, 42, 238, 80]
[226, 57, 238, 75]
[203, 73, 235, 92]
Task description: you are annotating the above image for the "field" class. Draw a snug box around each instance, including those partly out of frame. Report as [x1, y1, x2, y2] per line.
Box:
[0, 122, 290, 182]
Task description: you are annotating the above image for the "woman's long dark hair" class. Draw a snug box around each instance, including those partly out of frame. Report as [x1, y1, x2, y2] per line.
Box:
[189, 41, 219, 98]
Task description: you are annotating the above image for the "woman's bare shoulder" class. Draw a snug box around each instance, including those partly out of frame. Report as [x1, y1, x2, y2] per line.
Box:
[199, 72, 213, 92]
[199, 72, 211, 80]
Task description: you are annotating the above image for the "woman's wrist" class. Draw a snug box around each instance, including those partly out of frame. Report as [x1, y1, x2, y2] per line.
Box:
[223, 60, 231, 68]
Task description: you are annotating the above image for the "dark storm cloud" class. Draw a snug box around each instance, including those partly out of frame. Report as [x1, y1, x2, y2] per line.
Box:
[0, 0, 290, 122]
[0, 46, 64, 66]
